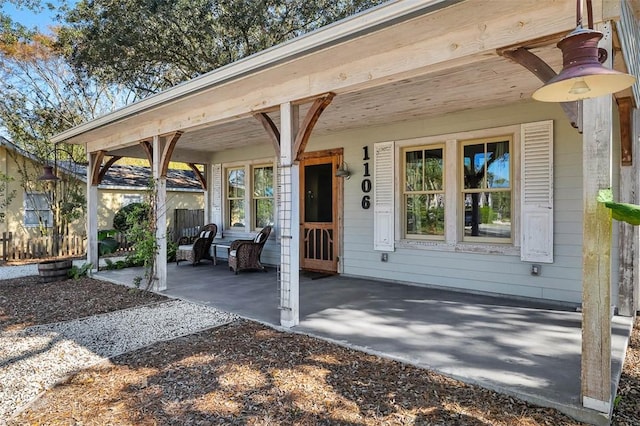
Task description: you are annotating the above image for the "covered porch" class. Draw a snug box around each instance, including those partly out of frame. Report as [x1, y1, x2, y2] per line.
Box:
[53, 0, 640, 420]
[95, 263, 633, 426]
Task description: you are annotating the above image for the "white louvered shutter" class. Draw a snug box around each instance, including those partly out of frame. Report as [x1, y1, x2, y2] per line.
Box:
[520, 121, 554, 263]
[374, 141, 395, 251]
[211, 164, 223, 231]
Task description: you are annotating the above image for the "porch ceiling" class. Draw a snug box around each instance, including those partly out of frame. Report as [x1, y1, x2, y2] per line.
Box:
[108, 44, 562, 162]
[61, 0, 634, 163]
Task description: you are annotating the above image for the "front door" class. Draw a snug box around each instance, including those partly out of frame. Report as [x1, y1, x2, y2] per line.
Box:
[300, 151, 341, 273]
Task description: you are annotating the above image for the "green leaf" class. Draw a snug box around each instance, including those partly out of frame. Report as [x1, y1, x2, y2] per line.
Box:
[597, 188, 613, 203]
[598, 188, 640, 226]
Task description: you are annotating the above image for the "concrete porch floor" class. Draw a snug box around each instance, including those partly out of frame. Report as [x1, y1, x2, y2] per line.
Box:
[95, 261, 633, 425]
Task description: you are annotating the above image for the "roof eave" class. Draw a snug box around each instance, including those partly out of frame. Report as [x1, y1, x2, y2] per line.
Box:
[51, 0, 463, 144]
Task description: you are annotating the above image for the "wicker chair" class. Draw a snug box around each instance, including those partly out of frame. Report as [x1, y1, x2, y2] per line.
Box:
[228, 226, 272, 274]
[176, 223, 217, 266]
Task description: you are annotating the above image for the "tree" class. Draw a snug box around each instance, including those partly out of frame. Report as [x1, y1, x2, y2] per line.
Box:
[0, 25, 132, 237]
[61, 0, 386, 96]
[0, 171, 16, 223]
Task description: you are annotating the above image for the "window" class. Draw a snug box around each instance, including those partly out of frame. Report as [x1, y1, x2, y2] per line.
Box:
[399, 134, 513, 245]
[253, 165, 274, 229]
[227, 167, 246, 228]
[462, 137, 512, 242]
[403, 146, 445, 239]
[380, 121, 552, 257]
[24, 193, 52, 228]
[122, 194, 143, 207]
[225, 162, 274, 231]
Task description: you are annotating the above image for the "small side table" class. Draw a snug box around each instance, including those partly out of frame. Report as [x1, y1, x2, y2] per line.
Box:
[212, 243, 231, 266]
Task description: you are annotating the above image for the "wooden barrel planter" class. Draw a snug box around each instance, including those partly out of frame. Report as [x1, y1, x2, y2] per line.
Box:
[38, 259, 73, 282]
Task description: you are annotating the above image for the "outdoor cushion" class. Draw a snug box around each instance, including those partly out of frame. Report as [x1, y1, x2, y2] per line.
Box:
[228, 225, 272, 274]
[176, 224, 217, 266]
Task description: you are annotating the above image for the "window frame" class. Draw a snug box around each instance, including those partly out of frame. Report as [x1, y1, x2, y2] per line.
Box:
[23, 192, 53, 228]
[402, 144, 446, 241]
[223, 158, 276, 234]
[394, 124, 521, 256]
[460, 135, 513, 244]
[251, 163, 275, 230]
[225, 166, 246, 230]
[121, 193, 143, 207]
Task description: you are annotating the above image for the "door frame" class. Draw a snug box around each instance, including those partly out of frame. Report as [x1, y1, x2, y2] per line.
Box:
[299, 148, 344, 273]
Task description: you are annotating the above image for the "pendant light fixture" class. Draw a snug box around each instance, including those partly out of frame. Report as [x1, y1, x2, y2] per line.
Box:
[532, 0, 635, 102]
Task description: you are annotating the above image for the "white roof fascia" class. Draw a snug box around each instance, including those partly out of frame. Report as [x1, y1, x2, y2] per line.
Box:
[1, 136, 87, 182]
[52, 0, 462, 144]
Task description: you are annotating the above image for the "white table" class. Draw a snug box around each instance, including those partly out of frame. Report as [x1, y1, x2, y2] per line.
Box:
[212, 243, 231, 266]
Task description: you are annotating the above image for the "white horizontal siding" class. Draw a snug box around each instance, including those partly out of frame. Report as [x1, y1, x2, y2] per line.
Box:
[207, 100, 598, 305]
[334, 101, 585, 304]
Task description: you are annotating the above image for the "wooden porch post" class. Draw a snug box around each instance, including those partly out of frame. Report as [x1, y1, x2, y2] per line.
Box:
[152, 135, 168, 291]
[279, 101, 300, 328]
[86, 152, 99, 272]
[635, 107, 640, 314]
[581, 22, 613, 414]
[618, 99, 638, 317]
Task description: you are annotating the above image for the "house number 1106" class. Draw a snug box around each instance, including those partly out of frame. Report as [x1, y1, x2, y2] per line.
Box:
[361, 146, 371, 209]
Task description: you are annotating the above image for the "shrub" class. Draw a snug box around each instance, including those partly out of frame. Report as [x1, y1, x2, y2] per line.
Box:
[98, 237, 120, 255]
[68, 262, 92, 279]
[98, 229, 117, 240]
[113, 203, 150, 232]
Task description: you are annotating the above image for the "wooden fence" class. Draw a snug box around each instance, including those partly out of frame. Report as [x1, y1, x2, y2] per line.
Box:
[173, 209, 204, 243]
[1, 232, 86, 262]
[0, 209, 206, 262]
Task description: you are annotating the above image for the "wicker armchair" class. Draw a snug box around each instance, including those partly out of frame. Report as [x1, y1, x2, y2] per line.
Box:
[228, 226, 272, 274]
[176, 223, 217, 266]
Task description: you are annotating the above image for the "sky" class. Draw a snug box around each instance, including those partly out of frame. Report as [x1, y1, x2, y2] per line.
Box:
[1, 1, 69, 32]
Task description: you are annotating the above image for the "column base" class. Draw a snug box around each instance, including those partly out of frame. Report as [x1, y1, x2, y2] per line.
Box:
[582, 396, 611, 413]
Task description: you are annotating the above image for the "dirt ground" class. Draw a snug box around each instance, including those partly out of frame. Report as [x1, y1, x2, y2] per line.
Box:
[1, 276, 638, 425]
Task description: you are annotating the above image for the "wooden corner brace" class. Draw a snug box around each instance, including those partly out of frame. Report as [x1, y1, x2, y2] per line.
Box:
[90, 151, 123, 186]
[501, 48, 581, 131]
[253, 93, 335, 161]
[187, 163, 207, 190]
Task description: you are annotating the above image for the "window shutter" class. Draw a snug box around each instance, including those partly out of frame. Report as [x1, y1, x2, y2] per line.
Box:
[374, 141, 395, 251]
[211, 164, 223, 231]
[521, 121, 554, 263]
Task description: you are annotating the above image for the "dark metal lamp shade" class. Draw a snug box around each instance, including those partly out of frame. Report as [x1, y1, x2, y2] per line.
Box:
[533, 28, 635, 102]
[38, 165, 59, 182]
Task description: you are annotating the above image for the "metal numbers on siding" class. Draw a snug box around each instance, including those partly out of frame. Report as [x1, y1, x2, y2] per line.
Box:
[361, 146, 371, 209]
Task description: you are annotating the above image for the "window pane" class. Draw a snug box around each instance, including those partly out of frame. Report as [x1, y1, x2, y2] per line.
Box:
[405, 194, 445, 236]
[25, 210, 51, 227]
[463, 191, 511, 239]
[463, 144, 485, 189]
[228, 200, 245, 227]
[254, 199, 274, 228]
[122, 194, 143, 206]
[424, 148, 443, 191]
[227, 169, 245, 198]
[487, 141, 510, 188]
[27, 194, 49, 210]
[253, 166, 273, 198]
[25, 210, 41, 226]
[405, 150, 423, 191]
